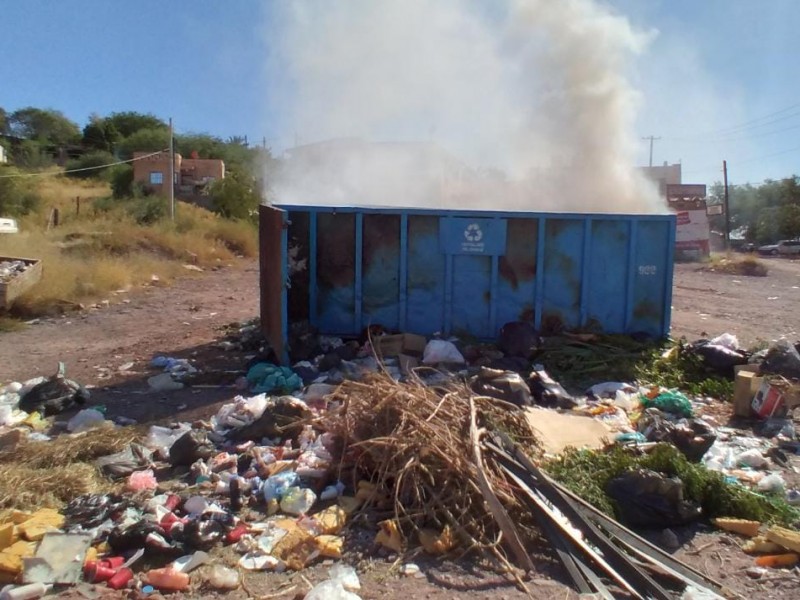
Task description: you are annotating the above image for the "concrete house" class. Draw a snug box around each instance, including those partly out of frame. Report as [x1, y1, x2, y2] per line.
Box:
[132, 151, 225, 202]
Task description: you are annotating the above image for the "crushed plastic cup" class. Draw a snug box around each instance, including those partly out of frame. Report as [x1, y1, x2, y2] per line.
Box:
[206, 565, 240, 590]
[128, 469, 158, 491]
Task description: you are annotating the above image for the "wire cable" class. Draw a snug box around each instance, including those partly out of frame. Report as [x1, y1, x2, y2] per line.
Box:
[0, 148, 169, 179]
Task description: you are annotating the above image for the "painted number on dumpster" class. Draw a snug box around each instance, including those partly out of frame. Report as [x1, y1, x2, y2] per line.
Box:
[638, 265, 657, 276]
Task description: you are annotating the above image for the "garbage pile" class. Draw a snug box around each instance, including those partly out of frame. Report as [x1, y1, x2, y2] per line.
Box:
[1, 322, 800, 598]
[0, 260, 30, 284]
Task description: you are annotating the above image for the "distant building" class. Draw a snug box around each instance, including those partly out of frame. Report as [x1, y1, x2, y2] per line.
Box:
[0, 144, 7, 164]
[640, 162, 711, 261]
[132, 151, 225, 201]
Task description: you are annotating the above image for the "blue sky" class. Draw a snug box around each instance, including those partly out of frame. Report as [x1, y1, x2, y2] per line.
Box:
[2, 0, 799, 189]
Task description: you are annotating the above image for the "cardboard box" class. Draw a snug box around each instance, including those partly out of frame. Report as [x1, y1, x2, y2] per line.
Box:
[733, 370, 762, 417]
[752, 380, 788, 419]
[373, 334, 427, 359]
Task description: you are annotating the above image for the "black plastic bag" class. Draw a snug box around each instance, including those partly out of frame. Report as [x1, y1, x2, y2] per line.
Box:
[607, 469, 702, 528]
[760, 339, 800, 380]
[95, 443, 154, 479]
[169, 430, 215, 466]
[19, 362, 90, 416]
[637, 410, 717, 462]
[470, 368, 533, 407]
[497, 321, 541, 359]
[689, 341, 748, 377]
[528, 366, 578, 409]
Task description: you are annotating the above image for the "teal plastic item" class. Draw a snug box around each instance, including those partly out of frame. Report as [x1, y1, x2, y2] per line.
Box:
[616, 432, 647, 444]
[246, 363, 303, 395]
[639, 390, 693, 418]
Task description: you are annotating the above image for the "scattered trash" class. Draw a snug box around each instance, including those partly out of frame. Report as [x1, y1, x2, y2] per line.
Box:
[640, 389, 693, 418]
[18, 363, 89, 416]
[205, 564, 239, 589]
[246, 363, 303, 394]
[606, 469, 702, 528]
[528, 365, 577, 409]
[422, 340, 465, 365]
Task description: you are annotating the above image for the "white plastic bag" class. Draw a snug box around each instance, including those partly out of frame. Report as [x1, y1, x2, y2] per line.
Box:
[757, 472, 786, 493]
[304, 580, 361, 600]
[67, 408, 106, 433]
[710, 333, 739, 351]
[422, 340, 465, 365]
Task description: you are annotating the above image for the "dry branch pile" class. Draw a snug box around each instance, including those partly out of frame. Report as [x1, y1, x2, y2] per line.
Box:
[321, 372, 543, 564]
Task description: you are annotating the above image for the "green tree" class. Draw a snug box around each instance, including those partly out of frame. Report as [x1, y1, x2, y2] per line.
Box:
[209, 169, 262, 220]
[117, 127, 170, 160]
[7, 107, 80, 146]
[0, 108, 8, 135]
[105, 111, 167, 138]
[82, 117, 120, 153]
[65, 150, 116, 179]
[778, 204, 800, 240]
[12, 139, 53, 169]
[109, 164, 135, 198]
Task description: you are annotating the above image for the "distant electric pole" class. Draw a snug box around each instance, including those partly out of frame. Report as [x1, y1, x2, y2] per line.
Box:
[641, 135, 661, 167]
[723, 160, 731, 251]
[169, 117, 175, 221]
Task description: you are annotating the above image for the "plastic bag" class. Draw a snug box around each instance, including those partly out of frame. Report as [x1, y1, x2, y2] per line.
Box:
[736, 448, 768, 469]
[710, 333, 740, 351]
[497, 321, 540, 359]
[329, 564, 360, 591]
[262, 471, 300, 502]
[18, 362, 89, 416]
[280, 487, 317, 515]
[128, 469, 157, 491]
[206, 565, 239, 590]
[470, 368, 532, 407]
[169, 430, 215, 466]
[67, 408, 106, 433]
[246, 363, 303, 394]
[304, 580, 362, 600]
[640, 390, 693, 418]
[528, 366, 577, 409]
[757, 472, 786, 494]
[760, 338, 800, 380]
[607, 469, 701, 528]
[95, 443, 153, 479]
[422, 340, 465, 365]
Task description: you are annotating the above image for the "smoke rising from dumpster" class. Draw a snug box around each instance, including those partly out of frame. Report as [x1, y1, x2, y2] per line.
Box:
[266, 0, 665, 213]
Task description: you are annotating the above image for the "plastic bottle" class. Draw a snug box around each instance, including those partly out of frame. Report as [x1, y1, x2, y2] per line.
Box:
[0, 584, 52, 600]
[145, 567, 190, 591]
[754, 553, 799, 568]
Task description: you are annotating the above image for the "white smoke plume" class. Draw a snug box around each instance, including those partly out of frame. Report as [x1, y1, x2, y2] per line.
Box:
[265, 0, 665, 213]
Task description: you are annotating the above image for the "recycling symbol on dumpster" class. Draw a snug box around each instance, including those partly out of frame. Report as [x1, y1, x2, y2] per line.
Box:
[464, 223, 483, 243]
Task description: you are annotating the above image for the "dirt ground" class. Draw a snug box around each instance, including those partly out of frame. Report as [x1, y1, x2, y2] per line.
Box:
[2, 255, 800, 599]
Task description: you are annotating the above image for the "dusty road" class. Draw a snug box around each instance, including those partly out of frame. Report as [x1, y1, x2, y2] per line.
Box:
[2, 255, 800, 599]
[671, 257, 800, 346]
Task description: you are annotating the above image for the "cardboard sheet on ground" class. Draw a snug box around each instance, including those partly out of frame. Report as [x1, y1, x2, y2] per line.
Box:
[524, 408, 611, 455]
[22, 532, 92, 584]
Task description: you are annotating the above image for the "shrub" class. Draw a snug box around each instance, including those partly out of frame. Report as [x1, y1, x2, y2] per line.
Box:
[65, 151, 115, 179]
[109, 164, 134, 198]
[0, 175, 41, 216]
[128, 196, 167, 225]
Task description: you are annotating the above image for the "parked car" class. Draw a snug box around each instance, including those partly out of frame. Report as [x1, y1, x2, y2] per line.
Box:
[758, 240, 800, 256]
[0, 217, 19, 234]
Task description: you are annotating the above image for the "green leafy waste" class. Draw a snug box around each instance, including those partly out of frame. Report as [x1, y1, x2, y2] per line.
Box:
[545, 444, 799, 526]
[540, 336, 734, 400]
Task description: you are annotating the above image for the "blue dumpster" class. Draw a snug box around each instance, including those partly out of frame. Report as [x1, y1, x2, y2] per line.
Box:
[260, 204, 676, 361]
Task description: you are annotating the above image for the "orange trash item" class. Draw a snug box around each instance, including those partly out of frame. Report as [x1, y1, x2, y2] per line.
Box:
[754, 553, 799, 568]
[145, 567, 190, 591]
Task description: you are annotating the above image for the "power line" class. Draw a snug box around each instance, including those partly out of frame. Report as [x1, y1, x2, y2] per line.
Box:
[0, 149, 168, 179]
[662, 101, 800, 141]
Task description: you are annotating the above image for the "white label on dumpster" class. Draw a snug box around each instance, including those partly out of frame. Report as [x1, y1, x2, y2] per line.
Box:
[638, 265, 657, 276]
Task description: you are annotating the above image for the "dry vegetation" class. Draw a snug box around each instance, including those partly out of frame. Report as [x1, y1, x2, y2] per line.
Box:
[0, 177, 257, 316]
[701, 253, 768, 277]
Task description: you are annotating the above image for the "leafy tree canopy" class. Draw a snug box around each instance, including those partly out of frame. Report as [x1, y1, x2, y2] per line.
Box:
[105, 111, 167, 138]
[7, 107, 81, 146]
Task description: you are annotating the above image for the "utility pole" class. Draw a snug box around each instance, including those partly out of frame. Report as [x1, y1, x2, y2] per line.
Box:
[641, 135, 661, 167]
[168, 117, 175, 221]
[723, 160, 731, 251]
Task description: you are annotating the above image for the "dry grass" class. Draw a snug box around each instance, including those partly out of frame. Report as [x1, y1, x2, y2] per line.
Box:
[702, 253, 768, 277]
[0, 426, 141, 511]
[1, 176, 257, 316]
[321, 372, 541, 564]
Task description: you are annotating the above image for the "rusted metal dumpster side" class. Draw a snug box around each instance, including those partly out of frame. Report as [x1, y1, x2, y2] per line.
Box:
[259, 204, 676, 358]
[0, 256, 43, 309]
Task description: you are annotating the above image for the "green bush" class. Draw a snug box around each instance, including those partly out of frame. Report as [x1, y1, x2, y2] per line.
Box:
[65, 151, 115, 179]
[0, 175, 41, 216]
[209, 170, 261, 220]
[128, 196, 166, 225]
[109, 164, 134, 198]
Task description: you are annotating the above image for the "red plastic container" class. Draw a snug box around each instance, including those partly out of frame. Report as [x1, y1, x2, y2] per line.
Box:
[107, 567, 134, 590]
